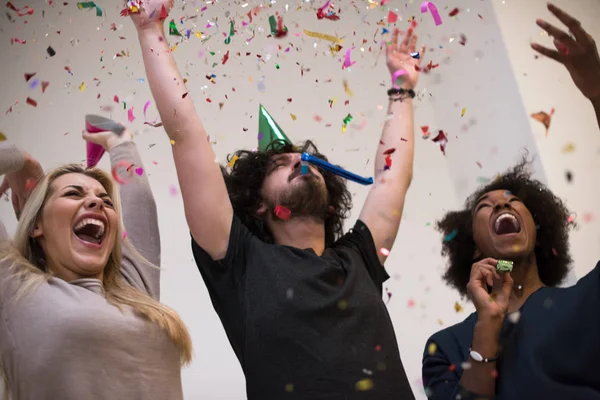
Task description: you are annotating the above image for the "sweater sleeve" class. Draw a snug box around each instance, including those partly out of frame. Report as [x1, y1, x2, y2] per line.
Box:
[0, 142, 24, 244]
[108, 141, 161, 300]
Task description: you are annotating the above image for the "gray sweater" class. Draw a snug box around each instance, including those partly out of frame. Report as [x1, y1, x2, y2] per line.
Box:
[0, 142, 183, 400]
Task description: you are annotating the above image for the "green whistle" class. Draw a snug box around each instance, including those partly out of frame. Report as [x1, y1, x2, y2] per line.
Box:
[496, 260, 513, 273]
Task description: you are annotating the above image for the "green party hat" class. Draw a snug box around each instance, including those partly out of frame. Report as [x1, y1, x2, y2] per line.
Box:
[258, 104, 292, 152]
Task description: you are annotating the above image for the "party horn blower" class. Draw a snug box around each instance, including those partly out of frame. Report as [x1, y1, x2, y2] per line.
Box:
[301, 153, 373, 186]
[258, 104, 293, 152]
[85, 115, 126, 168]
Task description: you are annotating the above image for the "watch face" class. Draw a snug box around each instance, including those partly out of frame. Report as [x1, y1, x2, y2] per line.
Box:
[470, 350, 483, 362]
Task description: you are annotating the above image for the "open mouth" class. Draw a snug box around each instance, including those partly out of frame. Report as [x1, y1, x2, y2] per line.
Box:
[73, 218, 106, 245]
[493, 213, 521, 235]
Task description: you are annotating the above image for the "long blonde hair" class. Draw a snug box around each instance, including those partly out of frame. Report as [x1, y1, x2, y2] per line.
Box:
[0, 164, 192, 397]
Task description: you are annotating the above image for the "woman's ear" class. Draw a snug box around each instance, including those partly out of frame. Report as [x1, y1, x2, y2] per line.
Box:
[255, 203, 268, 217]
[30, 222, 43, 239]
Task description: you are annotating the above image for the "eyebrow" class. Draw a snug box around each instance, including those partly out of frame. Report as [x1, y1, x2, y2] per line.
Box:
[63, 185, 110, 198]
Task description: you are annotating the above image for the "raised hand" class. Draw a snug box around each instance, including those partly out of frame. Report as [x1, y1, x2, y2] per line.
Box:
[0, 149, 44, 220]
[531, 3, 600, 101]
[126, 0, 174, 30]
[467, 258, 514, 321]
[386, 25, 426, 90]
[83, 127, 133, 151]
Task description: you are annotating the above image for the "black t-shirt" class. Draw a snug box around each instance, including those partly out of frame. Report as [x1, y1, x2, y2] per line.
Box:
[422, 262, 600, 399]
[192, 215, 414, 399]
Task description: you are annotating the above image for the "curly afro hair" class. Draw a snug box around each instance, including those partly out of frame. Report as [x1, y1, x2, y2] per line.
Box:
[437, 157, 573, 297]
[222, 139, 352, 247]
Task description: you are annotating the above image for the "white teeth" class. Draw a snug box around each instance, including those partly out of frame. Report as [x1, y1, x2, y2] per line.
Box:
[73, 218, 105, 238]
[494, 213, 517, 231]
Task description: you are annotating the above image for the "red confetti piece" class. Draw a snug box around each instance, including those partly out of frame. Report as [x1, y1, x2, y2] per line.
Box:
[448, 364, 456, 372]
[182, 92, 188, 99]
[6, 2, 18, 11]
[17, 7, 34, 16]
[383, 148, 396, 155]
[448, 8, 459, 17]
[222, 50, 230, 64]
[387, 10, 398, 23]
[159, 5, 168, 20]
[407, 299, 415, 308]
[26, 97, 37, 107]
[11, 38, 27, 44]
[113, 95, 119, 103]
[375, 345, 381, 352]
[432, 130, 448, 155]
[24, 73, 36, 82]
[275, 204, 291, 220]
[384, 155, 392, 169]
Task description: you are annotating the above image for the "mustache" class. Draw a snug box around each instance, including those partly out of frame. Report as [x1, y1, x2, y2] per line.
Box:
[288, 166, 314, 182]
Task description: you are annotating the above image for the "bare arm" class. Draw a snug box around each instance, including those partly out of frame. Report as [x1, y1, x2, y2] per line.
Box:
[358, 27, 422, 265]
[133, 5, 232, 260]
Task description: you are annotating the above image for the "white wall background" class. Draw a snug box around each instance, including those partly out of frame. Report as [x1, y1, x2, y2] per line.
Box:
[1, 0, 599, 398]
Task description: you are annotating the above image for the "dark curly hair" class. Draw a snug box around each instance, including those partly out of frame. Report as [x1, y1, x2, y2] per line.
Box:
[222, 140, 352, 247]
[437, 157, 573, 297]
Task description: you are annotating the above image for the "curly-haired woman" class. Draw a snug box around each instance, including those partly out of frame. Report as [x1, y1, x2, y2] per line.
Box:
[422, 4, 600, 399]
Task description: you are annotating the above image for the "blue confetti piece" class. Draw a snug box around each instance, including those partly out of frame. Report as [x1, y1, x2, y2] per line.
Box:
[29, 79, 39, 89]
[186, 29, 192, 39]
[382, 28, 390, 34]
[444, 229, 458, 242]
[410, 51, 420, 59]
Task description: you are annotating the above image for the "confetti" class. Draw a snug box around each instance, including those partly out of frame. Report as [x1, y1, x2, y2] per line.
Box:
[120, 0, 141, 17]
[285, 384, 294, 393]
[26, 97, 37, 107]
[461, 108, 466, 117]
[275, 204, 291, 220]
[454, 301, 463, 312]
[79, 82, 85, 92]
[227, 155, 239, 169]
[444, 228, 457, 242]
[507, 310, 521, 323]
[24, 73, 36, 82]
[222, 50, 230, 65]
[0, 132, 6, 141]
[143, 100, 151, 119]
[379, 247, 390, 257]
[135, 167, 144, 176]
[46, 46, 56, 57]
[387, 11, 398, 23]
[303, 29, 343, 44]
[342, 47, 356, 69]
[432, 130, 448, 155]
[449, 8, 459, 17]
[317, 0, 340, 20]
[459, 34, 467, 46]
[290, 113, 297, 121]
[410, 51, 420, 59]
[169, 20, 182, 36]
[355, 379, 373, 392]
[562, 143, 575, 153]
[343, 80, 353, 96]
[224, 20, 234, 44]
[531, 108, 554, 136]
[427, 342, 437, 355]
[159, 5, 168, 20]
[269, 15, 288, 37]
[421, 2, 442, 26]
[77, 1, 102, 17]
[127, 107, 135, 123]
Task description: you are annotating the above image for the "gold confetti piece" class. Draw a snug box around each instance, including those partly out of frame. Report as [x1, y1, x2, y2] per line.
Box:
[562, 143, 575, 153]
[227, 154, 239, 169]
[343, 79, 354, 96]
[531, 108, 554, 136]
[290, 113, 297, 121]
[79, 82, 85, 92]
[461, 108, 466, 117]
[170, 139, 176, 145]
[303, 29, 344, 44]
[338, 299, 348, 310]
[0, 132, 6, 141]
[284, 384, 294, 393]
[454, 301, 463, 313]
[427, 342, 437, 355]
[355, 379, 374, 391]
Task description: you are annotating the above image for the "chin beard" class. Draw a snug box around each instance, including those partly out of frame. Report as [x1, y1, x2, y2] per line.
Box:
[270, 176, 330, 221]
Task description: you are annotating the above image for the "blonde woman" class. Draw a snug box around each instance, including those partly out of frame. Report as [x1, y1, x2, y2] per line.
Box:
[0, 126, 192, 399]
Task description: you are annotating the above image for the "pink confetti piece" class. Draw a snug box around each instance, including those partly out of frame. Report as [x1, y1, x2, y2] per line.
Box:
[342, 47, 356, 69]
[143, 100, 151, 119]
[391, 69, 407, 89]
[380, 248, 390, 257]
[127, 107, 135, 123]
[421, 1, 442, 26]
[387, 10, 398, 23]
[135, 167, 144, 176]
[169, 185, 178, 196]
[123, 231, 127, 239]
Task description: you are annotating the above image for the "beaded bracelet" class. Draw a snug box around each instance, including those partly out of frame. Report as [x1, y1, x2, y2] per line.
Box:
[387, 88, 416, 102]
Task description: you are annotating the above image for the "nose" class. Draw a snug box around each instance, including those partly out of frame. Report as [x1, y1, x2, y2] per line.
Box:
[290, 153, 302, 169]
[84, 196, 104, 211]
[493, 200, 511, 212]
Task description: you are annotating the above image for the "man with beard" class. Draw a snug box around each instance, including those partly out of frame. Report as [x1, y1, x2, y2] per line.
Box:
[129, 0, 425, 398]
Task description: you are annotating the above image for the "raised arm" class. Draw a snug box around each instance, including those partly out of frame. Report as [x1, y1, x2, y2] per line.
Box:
[83, 127, 161, 298]
[358, 26, 424, 265]
[531, 3, 600, 130]
[130, 1, 233, 261]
